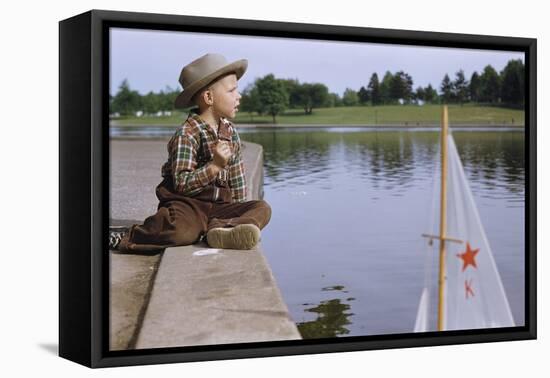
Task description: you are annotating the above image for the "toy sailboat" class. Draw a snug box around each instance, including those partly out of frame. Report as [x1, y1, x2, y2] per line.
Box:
[414, 105, 515, 332]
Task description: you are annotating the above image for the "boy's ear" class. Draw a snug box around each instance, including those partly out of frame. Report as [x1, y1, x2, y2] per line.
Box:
[197, 87, 214, 106]
[205, 90, 214, 105]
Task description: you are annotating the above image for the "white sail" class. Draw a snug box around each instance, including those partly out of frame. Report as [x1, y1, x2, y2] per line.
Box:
[415, 133, 514, 331]
[443, 134, 514, 330]
[414, 288, 430, 332]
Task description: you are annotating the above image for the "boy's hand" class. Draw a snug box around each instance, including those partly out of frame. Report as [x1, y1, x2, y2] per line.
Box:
[212, 141, 232, 168]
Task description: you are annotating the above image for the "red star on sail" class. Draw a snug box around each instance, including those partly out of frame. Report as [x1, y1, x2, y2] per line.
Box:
[456, 242, 479, 272]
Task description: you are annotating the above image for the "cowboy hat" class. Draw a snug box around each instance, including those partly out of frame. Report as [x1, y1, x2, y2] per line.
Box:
[174, 53, 248, 109]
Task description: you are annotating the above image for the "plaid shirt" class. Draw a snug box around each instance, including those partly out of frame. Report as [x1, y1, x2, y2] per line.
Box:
[161, 112, 247, 203]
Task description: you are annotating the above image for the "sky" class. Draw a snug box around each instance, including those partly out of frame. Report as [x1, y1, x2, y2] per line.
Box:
[110, 27, 524, 97]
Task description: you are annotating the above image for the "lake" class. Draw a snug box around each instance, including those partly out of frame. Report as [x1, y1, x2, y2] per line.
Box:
[238, 127, 525, 338]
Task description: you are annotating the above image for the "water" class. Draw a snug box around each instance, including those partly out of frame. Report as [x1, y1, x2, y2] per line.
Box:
[238, 127, 525, 338]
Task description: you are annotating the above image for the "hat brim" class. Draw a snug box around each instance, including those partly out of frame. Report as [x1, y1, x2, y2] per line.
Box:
[174, 59, 248, 109]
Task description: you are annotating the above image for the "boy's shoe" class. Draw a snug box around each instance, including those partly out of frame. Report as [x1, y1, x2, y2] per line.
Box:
[206, 224, 261, 250]
[109, 226, 129, 250]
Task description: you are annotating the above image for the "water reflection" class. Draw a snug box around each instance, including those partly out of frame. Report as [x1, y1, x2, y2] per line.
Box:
[453, 132, 525, 199]
[241, 129, 524, 200]
[240, 127, 525, 338]
[297, 285, 355, 339]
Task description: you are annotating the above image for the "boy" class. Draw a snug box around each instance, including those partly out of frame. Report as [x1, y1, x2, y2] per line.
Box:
[109, 53, 272, 252]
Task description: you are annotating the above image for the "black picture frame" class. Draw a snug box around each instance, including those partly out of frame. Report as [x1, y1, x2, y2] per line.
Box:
[59, 9, 536, 368]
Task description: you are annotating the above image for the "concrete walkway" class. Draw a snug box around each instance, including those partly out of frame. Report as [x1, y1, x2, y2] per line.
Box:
[109, 139, 300, 350]
[135, 243, 299, 348]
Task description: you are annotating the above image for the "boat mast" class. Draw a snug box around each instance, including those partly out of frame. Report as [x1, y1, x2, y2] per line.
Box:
[437, 105, 449, 331]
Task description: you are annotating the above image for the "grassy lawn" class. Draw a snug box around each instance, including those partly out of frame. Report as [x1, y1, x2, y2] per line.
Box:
[111, 104, 524, 126]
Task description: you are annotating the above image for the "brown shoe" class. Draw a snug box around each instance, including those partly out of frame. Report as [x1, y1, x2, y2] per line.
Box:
[206, 224, 261, 250]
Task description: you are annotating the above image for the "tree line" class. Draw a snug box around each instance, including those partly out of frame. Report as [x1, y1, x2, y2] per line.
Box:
[109, 79, 179, 117]
[109, 59, 524, 122]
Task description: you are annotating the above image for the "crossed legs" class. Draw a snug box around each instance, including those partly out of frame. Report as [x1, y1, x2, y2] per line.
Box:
[117, 198, 271, 253]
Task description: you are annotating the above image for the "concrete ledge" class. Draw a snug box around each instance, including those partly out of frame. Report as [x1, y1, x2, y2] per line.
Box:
[109, 251, 162, 350]
[109, 139, 300, 350]
[136, 243, 301, 349]
[110, 139, 166, 351]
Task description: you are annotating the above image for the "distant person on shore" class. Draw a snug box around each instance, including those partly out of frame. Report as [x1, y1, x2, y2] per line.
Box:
[109, 53, 272, 252]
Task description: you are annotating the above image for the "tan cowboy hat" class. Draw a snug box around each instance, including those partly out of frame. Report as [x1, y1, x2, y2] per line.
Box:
[174, 53, 248, 109]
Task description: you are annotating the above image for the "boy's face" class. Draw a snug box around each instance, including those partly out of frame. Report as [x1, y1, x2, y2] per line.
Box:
[209, 73, 241, 120]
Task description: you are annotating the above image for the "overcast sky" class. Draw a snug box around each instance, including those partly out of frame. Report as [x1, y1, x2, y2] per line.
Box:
[110, 27, 524, 97]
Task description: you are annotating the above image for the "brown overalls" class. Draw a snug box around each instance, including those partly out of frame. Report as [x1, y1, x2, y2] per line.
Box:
[118, 175, 271, 253]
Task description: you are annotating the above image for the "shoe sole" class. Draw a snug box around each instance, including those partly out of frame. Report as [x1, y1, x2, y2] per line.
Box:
[206, 224, 261, 250]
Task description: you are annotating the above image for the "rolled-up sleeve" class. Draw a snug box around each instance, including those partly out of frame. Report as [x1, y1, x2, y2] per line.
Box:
[171, 134, 217, 195]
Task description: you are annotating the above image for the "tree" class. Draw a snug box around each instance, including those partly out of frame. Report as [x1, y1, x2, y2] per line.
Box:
[440, 74, 453, 104]
[453, 69, 469, 105]
[111, 79, 141, 116]
[379, 71, 393, 104]
[415, 86, 425, 102]
[342, 88, 359, 106]
[109, 94, 114, 114]
[310, 83, 331, 110]
[390, 71, 414, 103]
[240, 83, 260, 114]
[423, 84, 438, 103]
[500, 59, 524, 106]
[479, 65, 501, 103]
[295, 83, 330, 114]
[403, 72, 414, 102]
[469, 71, 481, 103]
[158, 86, 178, 111]
[367, 73, 381, 105]
[254, 74, 289, 123]
[327, 92, 343, 107]
[358, 86, 370, 105]
[280, 78, 302, 109]
[142, 91, 160, 114]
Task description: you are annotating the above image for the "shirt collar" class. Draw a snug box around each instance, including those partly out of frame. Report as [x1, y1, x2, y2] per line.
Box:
[187, 112, 232, 139]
